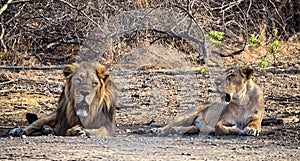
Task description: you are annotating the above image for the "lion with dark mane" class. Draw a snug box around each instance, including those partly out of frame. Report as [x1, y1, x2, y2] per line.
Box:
[10, 62, 116, 136]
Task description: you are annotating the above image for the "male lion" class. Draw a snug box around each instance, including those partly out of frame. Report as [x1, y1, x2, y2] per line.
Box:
[10, 61, 116, 136]
[152, 66, 264, 136]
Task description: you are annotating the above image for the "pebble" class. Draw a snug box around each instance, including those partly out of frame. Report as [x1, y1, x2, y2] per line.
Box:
[135, 128, 145, 134]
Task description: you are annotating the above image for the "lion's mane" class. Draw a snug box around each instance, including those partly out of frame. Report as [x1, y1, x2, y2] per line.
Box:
[54, 62, 116, 135]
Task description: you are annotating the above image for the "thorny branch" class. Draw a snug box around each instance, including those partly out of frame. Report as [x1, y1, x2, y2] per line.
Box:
[0, 0, 13, 15]
[57, 0, 102, 29]
[0, 0, 298, 66]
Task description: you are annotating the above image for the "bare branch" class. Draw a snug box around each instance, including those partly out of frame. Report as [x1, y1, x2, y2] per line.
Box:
[0, 0, 13, 15]
[57, 0, 102, 30]
[0, 23, 7, 52]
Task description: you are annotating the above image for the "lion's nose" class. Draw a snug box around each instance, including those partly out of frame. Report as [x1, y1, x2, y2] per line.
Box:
[80, 91, 90, 97]
[215, 80, 221, 86]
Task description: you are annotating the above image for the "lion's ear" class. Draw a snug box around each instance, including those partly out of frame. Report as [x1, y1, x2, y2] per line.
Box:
[240, 66, 254, 80]
[63, 63, 78, 78]
[95, 63, 110, 84]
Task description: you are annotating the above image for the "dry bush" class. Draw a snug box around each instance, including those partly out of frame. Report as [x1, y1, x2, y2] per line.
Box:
[0, 0, 298, 66]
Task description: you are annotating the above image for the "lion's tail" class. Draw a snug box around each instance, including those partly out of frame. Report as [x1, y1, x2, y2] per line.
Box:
[25, 113, 38, 124]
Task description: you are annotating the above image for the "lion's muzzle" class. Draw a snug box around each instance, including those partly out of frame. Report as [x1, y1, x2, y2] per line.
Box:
[225, 93, 231, 102]
[220, 93, 231, 103]
[75, 101, 89, 117]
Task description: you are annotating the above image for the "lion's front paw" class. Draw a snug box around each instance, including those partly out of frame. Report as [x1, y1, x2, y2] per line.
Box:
[9, 128, 27, 137]
[242, 127, 260, 136]
[150, 128, 164, 136]
[42, 125, 54, 135]
[150, 128, 161, 134]
[170, 127, 181, 134]
[70, 125, 87, 136]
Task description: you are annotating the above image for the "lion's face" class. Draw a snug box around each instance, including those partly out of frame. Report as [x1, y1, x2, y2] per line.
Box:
[71, 67, 100, 117]
[63, 62, 110, 118]
[215, 66, 254, 103]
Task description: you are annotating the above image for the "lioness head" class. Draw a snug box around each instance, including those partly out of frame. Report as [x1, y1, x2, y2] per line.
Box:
[215, 66, 255, 103]
[63, 62, 110, 118]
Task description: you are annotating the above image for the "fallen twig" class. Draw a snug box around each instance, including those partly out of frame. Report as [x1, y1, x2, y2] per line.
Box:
[0, 79, 18, 85]
[0, 88, 27, 94]
[0, 66, 63, 70]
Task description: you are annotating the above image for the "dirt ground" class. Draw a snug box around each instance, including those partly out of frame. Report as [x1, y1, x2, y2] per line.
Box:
[0, 42, 299, 160]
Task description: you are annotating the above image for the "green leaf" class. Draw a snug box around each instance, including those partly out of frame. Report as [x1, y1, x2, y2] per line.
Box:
[272, 29, 278, 36]
[248, 33, 262, 46]
[268, 40, 280, 54]
[209, 31, 224, 41]
[199, 68, 206, 74]
[191, 56, 196, 62]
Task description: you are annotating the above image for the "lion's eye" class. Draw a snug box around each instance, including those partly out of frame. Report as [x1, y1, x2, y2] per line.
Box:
[92, 82, 98, 87]
[227, 74, 234, 80]
[75, 78, 81, 84]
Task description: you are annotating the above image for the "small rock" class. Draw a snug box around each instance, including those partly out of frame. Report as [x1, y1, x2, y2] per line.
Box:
[135, 128, 145, 134]
[21, 135, 26, 139]
[126, 129, 131, 133]
[142, 84, 149, 88]
[180, 152, 191, 156]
